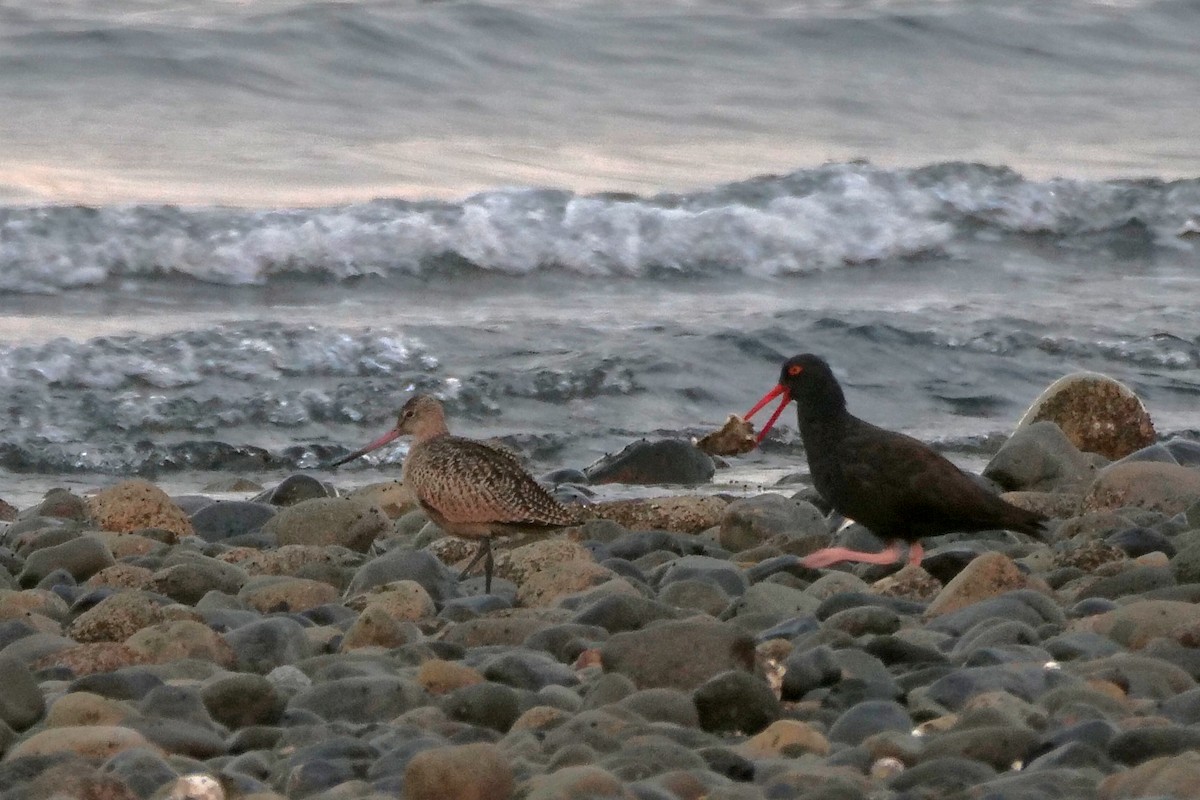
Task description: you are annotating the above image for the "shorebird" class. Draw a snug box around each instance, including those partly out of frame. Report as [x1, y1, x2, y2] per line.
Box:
[327, 395, 577, 592]
[745, 354, 1047, 568]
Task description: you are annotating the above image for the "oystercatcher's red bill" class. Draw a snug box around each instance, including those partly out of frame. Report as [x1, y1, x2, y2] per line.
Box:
[744, 383, 791, 444]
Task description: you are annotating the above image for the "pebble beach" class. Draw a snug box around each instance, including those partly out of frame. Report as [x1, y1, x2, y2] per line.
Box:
[1, 370, 1199, 800]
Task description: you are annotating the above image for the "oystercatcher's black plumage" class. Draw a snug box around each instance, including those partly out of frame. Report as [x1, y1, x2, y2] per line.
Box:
[746, 354, 1047, 568]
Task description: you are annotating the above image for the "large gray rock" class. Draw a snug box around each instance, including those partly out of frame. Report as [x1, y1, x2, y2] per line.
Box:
[18, 534, 114, 588]
[984, 421, 1099, 492]
[262, 496, 390, 553]
[345, 549, 461, 603]
[718, 494, 827, 552]
[584, 439, 715, 485]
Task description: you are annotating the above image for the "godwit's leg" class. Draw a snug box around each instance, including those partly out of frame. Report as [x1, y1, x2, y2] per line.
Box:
[458, 538, 495, 593]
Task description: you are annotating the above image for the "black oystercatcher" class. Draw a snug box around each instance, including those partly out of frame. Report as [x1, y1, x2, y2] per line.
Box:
[328, 395, 577, 592]
[745, 354, 1047, 568]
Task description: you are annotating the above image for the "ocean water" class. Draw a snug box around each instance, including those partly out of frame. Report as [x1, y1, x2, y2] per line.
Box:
[1, 0, 1198, 505]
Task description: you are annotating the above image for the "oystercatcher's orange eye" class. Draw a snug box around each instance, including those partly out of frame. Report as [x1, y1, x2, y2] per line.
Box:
[787, 365, 803, 376]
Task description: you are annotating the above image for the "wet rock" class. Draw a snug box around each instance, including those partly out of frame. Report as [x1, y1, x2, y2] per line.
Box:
[1017, 371, 1156, 460]
[200, 672, 284, 729]
[0, 656, 45, 730]
[87, 480, 193, 540]
[1108, 526, 1175, 558]
[290, 676, 428, 723]
[888, 757, 997, 795]
[441, 682, 521, 732]
[718, 494, 827, 553]
[617, 688, 700, 728]
[254, 473, 333, 506]
[189, 501, 277, 543]
[223, 617, 314, 673]
[1082, 461, 1200, 517]
[984, 420, 1098, 492]
[572, 593, 681, 633]
[1075, 565, 1175, 601]
[1108, 726, 1200, 766]
[345, 548, 461, 603]
[145, 555, 248, 604]
[262, 497, 390, 553]
[829, 700, 912, 746]
[18, 534, 115, 588]
[693, 670, 780, 734]
[920, 724, 1039, 770]
[584, 439, 715, 485]
[600, 618, 756, 690]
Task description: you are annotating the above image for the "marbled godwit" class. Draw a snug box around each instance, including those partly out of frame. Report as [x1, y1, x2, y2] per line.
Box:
[328, 395, 576, 592]
[745, 354, 1047, 568]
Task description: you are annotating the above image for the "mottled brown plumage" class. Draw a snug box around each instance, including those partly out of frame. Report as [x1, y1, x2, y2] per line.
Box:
[328, 395, 576, 592]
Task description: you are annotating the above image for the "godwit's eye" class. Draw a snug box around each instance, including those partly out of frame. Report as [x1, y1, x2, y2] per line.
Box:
[787, 365, 804, 376]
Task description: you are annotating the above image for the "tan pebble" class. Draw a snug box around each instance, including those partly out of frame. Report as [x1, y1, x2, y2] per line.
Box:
[347, 480, 418, 519]
[0, 588, 71, 623]
[580, 496, 728, 534]
[86, 479, 192, 539]
[217, 544, 335, 577]
[68, 591, 166, 643]
[34, 642, 150, 676]
[95, 531, 165, 559]
[404, 742, 515, 800]
[872, 564, 942, 601]
[45, 691, 131, 728]
[523, 765, 625, 800]
[736, 719, 830, 758]
[238, 576, 339, 613]
[417, 659, 486, 695]
[6, 725, 159, 760]
[339, 604, 410, 651]
[913, 714, 959, 737]
[510, 705, 568, 732]
[345, 580, 436, 621]
[85, 563, 154, 590]
[1082, 461, 1200, 516]
[125, 620, 235, 667]
[1136, 551, 1171, 567]
[925, 552, 1028, 618]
